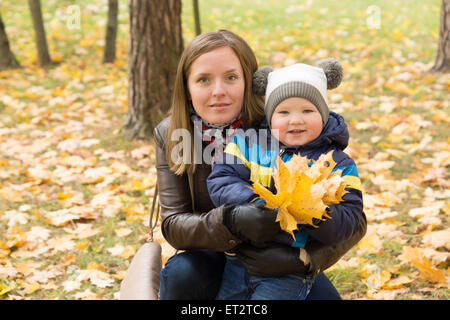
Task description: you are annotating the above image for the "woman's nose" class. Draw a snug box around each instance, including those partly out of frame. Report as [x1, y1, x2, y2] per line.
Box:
[212, 80, 226, 97]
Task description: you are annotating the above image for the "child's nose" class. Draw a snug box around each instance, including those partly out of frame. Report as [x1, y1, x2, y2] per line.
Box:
[290, 114, 305, 124]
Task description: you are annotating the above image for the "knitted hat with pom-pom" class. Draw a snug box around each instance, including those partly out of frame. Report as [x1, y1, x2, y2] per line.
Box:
[252, 58, 343, 126]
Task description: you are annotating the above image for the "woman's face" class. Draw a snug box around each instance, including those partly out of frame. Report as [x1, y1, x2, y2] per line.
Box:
[187, 46, 245, 125]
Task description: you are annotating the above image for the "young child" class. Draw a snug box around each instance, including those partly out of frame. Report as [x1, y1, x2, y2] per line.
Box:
[207, 59, 364, 300]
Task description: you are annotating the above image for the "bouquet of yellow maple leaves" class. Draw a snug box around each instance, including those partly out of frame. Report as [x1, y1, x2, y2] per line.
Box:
[250, 150, 348, 239]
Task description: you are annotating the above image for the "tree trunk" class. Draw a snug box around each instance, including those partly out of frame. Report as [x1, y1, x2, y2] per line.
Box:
[431, 0, 450, 73]
[0, 13, 20, 71]
[193, 0, 201, 35]
[28, 0, 52, 67]
[103, 0, 118, 63]
[123, 0, 183, 140]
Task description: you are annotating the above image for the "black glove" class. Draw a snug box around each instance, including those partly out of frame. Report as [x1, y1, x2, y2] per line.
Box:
[222, 202, 281, 244]
[235, 243, 309, 277]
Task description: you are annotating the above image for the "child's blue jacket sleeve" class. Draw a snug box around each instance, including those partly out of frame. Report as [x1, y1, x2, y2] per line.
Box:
[207, 152, 257, 207]
[207, 162, 257, 207]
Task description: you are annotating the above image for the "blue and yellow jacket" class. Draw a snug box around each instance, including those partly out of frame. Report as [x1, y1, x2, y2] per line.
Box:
[207, 111, 364, 247]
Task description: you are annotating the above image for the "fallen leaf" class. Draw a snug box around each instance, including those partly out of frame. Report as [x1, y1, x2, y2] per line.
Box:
[364, 269, 392, 290]
[355, 226, 383, 255]
[131, 145, 152, 159]
[64, 223, 101, 239]
[398, 246, 447, 284]
[77, 270, 114, 288]
[44, 209, 79, 227]
[26, 268, 63, 284]
[107, 243, 136, 259]
[60, 254, 77, 267]
[114, 227, 133, 237]
[58, 192, 73, 199]
[0, 282, 16, 296]
[0, 266, 18, 278]
[14, 261, 38, 277]
[409, 205, 442, 219]
[80, 176, 104, 184]
[74, 288, 100, 300]
[412, 258, 447, 284]
[75, 240, 89, 250]
[0, 248, 11, 258]
[422, 229, 450, 250]
[47, 235, 76, 253]
[87, 262, 107, 272]
[383, 275, 414, 289]
[24, 282, 40, 295]
[62, 279, 81, 293]
[25, 226, 51, 241]
[366, 288, 409, 300]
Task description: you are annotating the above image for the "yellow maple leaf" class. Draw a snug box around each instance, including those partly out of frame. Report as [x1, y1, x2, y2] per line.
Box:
[412, 258, 447, 284]
[0, 248, 11, 258]
[398, 246, 447, 284]
[383, 275, 413, 290]
[0, 282, 16, 296]
[24, 282, 40, 295]
[251, 150, 347, 238]
[365, 269, 392, 290]
[75, 241, 89, 251]
[58, 192, 73, 199]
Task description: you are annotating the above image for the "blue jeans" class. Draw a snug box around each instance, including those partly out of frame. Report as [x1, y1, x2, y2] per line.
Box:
[216, 261, 314, 300]
[160, 249, 226, 300]
[159, 249, 341, 300]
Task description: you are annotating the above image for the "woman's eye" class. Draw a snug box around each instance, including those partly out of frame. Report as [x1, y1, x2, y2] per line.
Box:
[228, 75, 237, 81]
[198, 77, 209, 84]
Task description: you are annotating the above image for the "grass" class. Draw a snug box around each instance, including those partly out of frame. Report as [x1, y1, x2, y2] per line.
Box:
[327, 267, 367, 297]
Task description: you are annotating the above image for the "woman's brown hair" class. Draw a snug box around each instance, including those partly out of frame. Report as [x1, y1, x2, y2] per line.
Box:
[166, 30, 264, 175]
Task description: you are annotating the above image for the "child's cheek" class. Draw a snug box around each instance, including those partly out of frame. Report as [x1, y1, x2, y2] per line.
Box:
[270, 128, 281, 142]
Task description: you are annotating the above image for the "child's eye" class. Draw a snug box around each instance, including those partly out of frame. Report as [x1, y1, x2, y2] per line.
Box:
[278, 110, 289, 114]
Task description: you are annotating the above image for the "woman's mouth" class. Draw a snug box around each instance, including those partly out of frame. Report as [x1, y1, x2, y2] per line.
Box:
[209, 103, 231, 109]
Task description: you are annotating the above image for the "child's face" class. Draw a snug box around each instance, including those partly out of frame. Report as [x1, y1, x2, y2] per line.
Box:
[271, 97, 323, 147]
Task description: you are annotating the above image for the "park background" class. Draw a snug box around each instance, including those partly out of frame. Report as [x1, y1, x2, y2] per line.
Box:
[0, 0, 449, 299]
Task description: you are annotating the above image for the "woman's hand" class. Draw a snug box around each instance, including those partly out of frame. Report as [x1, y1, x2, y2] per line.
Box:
[222, 202, 281, 244]
[235, 243, 310, 277]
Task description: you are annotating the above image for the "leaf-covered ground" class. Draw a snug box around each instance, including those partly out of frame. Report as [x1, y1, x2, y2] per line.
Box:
[0, 0, 449, 299]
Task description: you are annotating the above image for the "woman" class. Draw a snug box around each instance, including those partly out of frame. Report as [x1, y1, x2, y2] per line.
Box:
[155, 29, 366, 300]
